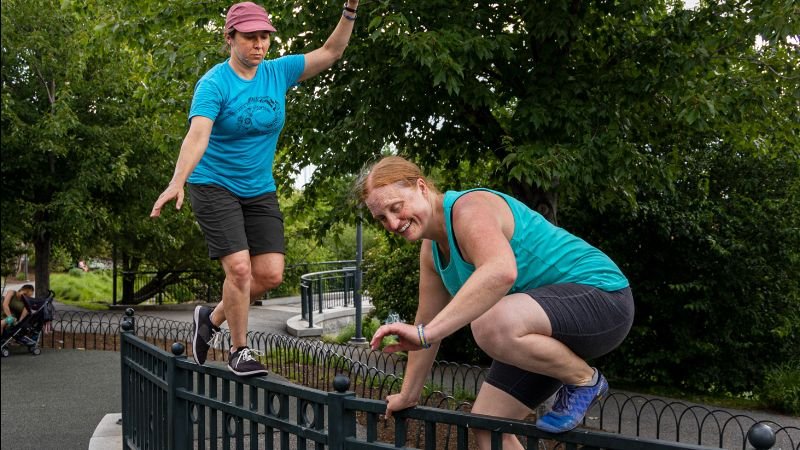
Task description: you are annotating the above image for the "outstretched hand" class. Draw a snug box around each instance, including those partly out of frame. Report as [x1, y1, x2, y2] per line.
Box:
[370, 322, 426, 353]
[150, 183, 184, 218]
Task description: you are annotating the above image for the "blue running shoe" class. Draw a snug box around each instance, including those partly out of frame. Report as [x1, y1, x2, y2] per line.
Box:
[535, 370, 609, 433]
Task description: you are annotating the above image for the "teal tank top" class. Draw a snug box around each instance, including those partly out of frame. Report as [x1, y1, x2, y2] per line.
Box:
[431, 189, 629, 296]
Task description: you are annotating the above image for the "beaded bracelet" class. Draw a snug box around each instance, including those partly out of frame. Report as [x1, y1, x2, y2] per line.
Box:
[343, 2, 357, 13]
[342, 10, 356, 20]
[417, 324, 432, 349]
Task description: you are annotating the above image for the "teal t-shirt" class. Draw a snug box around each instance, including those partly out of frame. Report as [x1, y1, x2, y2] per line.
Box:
[431, 189, 629, 296]
[187, 54, 305, 198]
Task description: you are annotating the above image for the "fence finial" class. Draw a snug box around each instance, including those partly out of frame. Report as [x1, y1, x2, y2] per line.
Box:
[121, 308, 136, 332]
[171, 342, 185, 356]
[333, 374, 350, 392]
[747, 423, 776, 450]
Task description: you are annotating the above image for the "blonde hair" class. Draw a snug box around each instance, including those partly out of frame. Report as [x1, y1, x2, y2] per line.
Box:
[353, 156, 440, 203]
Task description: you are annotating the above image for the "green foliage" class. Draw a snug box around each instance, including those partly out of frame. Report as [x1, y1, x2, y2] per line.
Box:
[760, 362, 800, 416]
[564, 145, 800, 397]
[50, 271, 118, 310]
[49, 246, 74, 273]
[323, 317, 382, 344]
[363, 237, 421, 324]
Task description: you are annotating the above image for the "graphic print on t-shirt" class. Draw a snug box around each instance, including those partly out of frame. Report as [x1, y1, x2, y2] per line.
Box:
[234, 96, 282, 135]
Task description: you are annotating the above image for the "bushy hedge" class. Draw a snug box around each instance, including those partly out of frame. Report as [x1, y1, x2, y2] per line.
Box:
[564, 149, 800, 412]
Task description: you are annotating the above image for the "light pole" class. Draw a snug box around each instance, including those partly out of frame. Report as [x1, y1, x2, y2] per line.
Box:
[350, 209, 367, 345]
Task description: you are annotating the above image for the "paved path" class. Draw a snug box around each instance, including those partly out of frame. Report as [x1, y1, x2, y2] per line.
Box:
[1, 283, 304, 450]
[1, 349, 121, 450]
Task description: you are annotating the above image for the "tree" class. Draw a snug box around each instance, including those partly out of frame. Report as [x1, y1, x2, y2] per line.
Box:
[1, 0, 211, 298]
[266, 0, 799, 394]
[2, 0, 98, 295]
[265, 0, 797, 222]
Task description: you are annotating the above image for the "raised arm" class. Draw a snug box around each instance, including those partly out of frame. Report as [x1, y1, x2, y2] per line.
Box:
[299, 0, 359, 82]
[150, 117, 213, 217]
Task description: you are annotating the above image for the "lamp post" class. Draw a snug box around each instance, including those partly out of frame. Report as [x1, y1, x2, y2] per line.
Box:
[350, 209, 367, 345]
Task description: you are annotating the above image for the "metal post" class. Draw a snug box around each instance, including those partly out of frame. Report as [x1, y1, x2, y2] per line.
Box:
[350, 211, 366, 344]
[300, 279, 309, 320]
[328, 375, 356, 450]
[167, 343, 190, 449]
[317, 278, 324, 313]
[120, 309, 135, 449]
[112, 245, 117, 306]
[344, 272, 350, 307]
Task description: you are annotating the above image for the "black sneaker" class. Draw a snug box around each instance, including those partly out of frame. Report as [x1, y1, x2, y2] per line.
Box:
[192, 305, 221, 365]
[228, 347, 268, 377]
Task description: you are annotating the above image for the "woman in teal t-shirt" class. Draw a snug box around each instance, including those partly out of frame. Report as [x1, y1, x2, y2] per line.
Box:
[356, 156, 635, 443]
[150, 1, 361, 377]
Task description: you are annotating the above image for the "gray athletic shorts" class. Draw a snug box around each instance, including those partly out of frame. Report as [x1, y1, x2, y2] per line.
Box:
[484, 283, 634, 410]
[187, 183, 285, 260]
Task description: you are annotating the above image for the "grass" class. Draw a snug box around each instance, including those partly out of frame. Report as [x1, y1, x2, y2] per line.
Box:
[50, 270, 117, 311]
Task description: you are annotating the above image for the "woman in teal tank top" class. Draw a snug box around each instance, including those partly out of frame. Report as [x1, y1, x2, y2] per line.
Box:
[355, 156, 635, 443]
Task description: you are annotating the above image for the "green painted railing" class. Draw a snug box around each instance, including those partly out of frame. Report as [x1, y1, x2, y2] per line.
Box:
[119, 311, 781, 450]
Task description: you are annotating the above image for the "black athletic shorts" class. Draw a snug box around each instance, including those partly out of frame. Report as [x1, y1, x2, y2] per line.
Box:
[484, 283, 634, 410]
[187, 183, 285, 260]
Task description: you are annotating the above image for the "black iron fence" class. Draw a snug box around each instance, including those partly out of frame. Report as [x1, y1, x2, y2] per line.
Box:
[120, 319, 731, 450]
[44, 310, 799, 449]
[300, 267, 361, 328]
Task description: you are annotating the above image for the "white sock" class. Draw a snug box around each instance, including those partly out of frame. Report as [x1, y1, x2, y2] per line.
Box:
[575, 368, 599, 387]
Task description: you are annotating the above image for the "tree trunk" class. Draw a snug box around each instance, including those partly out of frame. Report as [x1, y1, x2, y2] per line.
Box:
[33, 232, 51, 297]
[120, 252, 141, 304]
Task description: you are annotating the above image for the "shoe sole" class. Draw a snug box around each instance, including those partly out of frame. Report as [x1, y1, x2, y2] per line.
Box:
[191, 306, 204, 365]
[228, 367, 269, 377]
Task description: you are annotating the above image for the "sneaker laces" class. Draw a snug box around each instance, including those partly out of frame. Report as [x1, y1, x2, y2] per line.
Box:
[206, 329, 223, 349]
[551, 385, 578, 414]
[236, 347, 264, 363]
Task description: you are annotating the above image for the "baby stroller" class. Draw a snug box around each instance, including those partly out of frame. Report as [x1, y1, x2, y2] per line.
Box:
[1, 290, 56, 357]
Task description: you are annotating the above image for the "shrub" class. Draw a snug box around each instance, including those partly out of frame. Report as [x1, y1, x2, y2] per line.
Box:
[363, 238, 421, 324]
[760, 362, 800, 415]
[48, 245, 74, 272]
[324, 317, 382, 344]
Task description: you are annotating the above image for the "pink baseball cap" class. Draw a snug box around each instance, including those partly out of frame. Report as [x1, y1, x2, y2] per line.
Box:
[226, 2, 277, 33]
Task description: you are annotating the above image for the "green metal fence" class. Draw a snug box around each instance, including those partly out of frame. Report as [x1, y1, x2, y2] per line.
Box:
[119, 315, 781, 450]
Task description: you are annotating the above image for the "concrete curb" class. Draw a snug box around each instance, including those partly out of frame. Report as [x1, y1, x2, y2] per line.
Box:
[88, 413, 122, 450]
[286, 303, 374, 337]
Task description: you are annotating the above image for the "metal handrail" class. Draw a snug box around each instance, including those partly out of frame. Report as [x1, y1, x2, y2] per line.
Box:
[300, 267, 362, 329]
